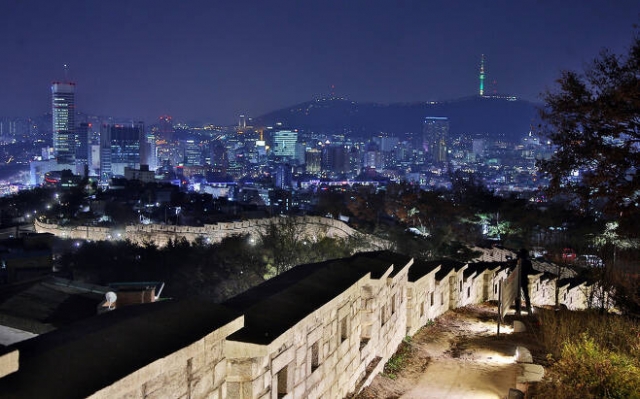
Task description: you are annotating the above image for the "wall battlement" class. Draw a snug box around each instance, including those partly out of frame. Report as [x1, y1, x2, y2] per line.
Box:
[1, 249, 607, 398]
[34, 216, 384, 248]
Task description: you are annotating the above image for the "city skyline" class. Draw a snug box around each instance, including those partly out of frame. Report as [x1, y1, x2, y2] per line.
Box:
[0, 1, 639, 124]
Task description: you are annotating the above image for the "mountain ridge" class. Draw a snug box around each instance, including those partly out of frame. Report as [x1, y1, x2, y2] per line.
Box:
[252, 96, 541, 142]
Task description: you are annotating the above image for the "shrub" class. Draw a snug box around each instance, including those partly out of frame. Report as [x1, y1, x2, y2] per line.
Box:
[537, 334, 640, 398]
[535, 309, 640, 398]
[536, 308, 640, 360]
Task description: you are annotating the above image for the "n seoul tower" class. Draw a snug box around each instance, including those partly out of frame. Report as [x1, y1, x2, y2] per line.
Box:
[479, 54, 486, 96]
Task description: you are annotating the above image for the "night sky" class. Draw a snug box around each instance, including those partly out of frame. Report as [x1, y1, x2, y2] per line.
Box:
[1, 0, 638, 124]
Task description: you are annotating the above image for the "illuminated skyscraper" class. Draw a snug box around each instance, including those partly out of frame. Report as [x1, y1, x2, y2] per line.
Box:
[423, 117, 449, 163]
[75, 122, 90, 176]
[272, 130, 298, 159]
[304, 148, 321, 175]
[158, 115, 174, 141]
[100, 122, 146, 180]
[51, 82, 76, 163]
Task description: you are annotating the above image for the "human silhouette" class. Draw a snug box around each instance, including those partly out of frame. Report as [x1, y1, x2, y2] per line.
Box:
[517, 248, 533, 315]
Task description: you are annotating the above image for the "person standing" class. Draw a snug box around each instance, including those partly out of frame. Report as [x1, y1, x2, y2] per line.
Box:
[516, 248, 533, 315]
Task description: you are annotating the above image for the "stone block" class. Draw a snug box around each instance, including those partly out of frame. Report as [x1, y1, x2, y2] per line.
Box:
[296, 346, 307, 367]
[513, 320, 526, 333]
[515, 346, 533, 363]
[307, 367, 321, 386]
[323, 353, 336, 371]
[154, 367, 188, 399]
[242, 380, 253, 398]
[191, 352, 206, 372]
[517, 363, 545, 383]
[323, 367, 336, 384]
[205, 340, 224, 365]
[213, 359, 227, 386]
[293, 381, 306, 398]
[0, 349, 19, 379]
[227, 358, 254, 379]
[143, 372, 166, 395]
[226, 382, 240, 399]
[272, 346, 294, 371]
[119, 387, 144, 399]
[189, 369, 214, 399]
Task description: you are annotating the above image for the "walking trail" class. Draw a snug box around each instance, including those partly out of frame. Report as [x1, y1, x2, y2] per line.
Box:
[355, 304, 542, 399]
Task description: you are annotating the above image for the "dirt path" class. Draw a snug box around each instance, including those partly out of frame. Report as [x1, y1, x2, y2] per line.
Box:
[402, 357, 519, 398]
[355, 304, 541, 399]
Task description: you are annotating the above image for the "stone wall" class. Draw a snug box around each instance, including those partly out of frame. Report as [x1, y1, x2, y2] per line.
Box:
[3, 247, 609, 398]
[88, 316, 244, 399]
[223, 261, 411, 399]
[34, 216, 386, 249]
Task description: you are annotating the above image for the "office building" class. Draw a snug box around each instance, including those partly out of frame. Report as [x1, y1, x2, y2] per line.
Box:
[51, 82, 76, 164]
[100, 122, 145, 180]
[305, 148, 321, 175]
[271, 130, 298, 159]
[75, 122, 90, 176]
[423, 117, 449, 163]
[322, 144, 350, 176]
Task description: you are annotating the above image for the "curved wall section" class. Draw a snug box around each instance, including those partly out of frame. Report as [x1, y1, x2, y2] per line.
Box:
[34, 216, 381, 248]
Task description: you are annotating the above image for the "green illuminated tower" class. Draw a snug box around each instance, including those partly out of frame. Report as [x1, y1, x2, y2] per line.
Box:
[479, 54, 485, 96]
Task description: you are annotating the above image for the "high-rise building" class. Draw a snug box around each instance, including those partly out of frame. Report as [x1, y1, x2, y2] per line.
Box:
[423, 117, 449, 164]
[210, 140, 229, 174]
[271, 130, 298, 159]
[75, 122, 90, 176]
[275, 163, 293, 189]
[322, 144, 350, 176]
[304, 148, 321, 175]
[51, 82, 76, 164]
[181, 139, 203, 166]
[157, 115, 174, 141]
[100, 122, 145, 180]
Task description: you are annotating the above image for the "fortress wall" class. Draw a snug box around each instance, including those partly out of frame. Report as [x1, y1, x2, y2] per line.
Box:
[36, 217, 369, 249]
[224, 260, 412, 399]
[88, 316, 244, 399]
[26, 221, 606, 397]
[225, 278, 372, 399]
[406, 266, 441, 336]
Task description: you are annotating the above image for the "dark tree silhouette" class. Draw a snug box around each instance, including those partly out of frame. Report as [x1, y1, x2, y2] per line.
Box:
[539, 28, 640, 314]
[538, 31, 640, 222]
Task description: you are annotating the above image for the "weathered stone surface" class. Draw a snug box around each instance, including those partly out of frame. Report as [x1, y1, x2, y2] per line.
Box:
[189, 369, 214, 399]
[518, 363, 544, 383]
[213, 359, 226, 386]
[515, 346, 533, 363]
[513, 320, 526, 333]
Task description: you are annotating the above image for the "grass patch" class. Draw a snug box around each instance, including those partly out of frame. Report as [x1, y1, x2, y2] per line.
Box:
[382, 337, 412, 379]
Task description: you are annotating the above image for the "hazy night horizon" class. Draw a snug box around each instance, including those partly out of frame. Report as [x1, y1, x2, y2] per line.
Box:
[1, 0, 639, 124]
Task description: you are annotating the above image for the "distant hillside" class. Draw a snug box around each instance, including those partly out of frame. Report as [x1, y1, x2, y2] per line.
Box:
[252, 96, 541, 142]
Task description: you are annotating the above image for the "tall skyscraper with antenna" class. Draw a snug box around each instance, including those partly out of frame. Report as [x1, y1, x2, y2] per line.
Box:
[51, 65, 76, 164]
[479, 54, 486, 96]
